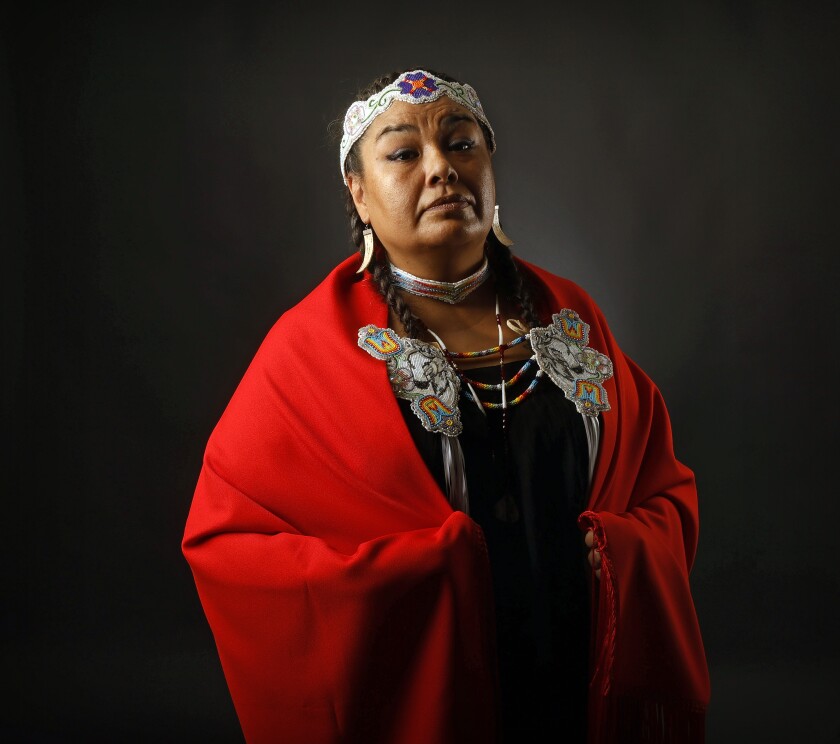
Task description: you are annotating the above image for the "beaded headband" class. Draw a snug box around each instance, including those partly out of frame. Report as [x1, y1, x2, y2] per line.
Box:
[339, 69, 496, 184]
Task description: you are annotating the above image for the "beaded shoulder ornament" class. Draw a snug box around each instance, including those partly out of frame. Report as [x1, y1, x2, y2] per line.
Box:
[340, 69, 496, 184]
[357, 325, 463, 436]
[358, 308, 613, 436]
[530, 309, 613, 416]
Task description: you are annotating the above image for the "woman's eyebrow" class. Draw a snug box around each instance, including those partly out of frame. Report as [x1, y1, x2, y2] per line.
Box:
[375, 123, 417, 141]
[441, 114, 476, 128]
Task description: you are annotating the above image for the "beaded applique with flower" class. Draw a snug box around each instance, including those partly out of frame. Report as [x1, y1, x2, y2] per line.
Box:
[357, 325, 462, 436]
[358, 308, 613, 434]
[529, 309, 613, 416]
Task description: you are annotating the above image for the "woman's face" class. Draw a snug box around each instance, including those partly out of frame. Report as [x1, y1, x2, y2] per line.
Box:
[346, 97, 496, 278]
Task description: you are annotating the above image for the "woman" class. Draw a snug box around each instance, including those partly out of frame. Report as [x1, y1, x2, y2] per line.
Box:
[182, 69, 710, 743]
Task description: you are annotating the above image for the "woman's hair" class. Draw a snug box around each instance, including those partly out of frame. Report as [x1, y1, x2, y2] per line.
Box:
[334, 69, 543, 337]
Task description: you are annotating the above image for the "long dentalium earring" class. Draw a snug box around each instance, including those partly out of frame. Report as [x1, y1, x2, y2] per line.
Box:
[492, 205, 514, 247]
[357, 225, 374, 273]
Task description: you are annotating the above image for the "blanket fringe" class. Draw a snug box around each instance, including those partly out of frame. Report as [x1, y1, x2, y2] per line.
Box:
[592, 693, 707, 744]
[579, 510, 616, 696]
[578, 511, 707, 743]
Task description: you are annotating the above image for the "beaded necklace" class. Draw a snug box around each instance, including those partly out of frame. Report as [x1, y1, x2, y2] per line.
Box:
[425, 295, 538, 523]
[426, 295, 543, 429]
[391, 258, 490, 304]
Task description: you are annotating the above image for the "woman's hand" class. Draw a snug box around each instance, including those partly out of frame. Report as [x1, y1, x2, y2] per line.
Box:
[584, 529, 602, 580]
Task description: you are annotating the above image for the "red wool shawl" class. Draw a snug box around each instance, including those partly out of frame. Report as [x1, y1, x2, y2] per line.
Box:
[182, 255, 710, 744]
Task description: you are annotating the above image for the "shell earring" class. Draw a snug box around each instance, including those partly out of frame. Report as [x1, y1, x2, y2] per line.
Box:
[357, 225, 374, 273]
[492, 205, 514, 247]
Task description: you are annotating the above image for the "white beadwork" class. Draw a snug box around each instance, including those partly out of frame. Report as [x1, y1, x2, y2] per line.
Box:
[529, 310, 613, 417]
[390, 257, 490, 304]
[340, 70, 496, 184]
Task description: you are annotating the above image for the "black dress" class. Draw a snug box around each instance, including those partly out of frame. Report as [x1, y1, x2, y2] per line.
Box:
[398, 361, 591, 742]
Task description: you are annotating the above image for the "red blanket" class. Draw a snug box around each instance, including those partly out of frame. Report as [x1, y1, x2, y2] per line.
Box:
[183, 255, 710, 743]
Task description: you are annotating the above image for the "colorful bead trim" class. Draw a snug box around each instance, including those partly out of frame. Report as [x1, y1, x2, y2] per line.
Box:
[455, 359, 545, 409]
[446, 334, 528, 359]
[391, 257, 490, 304]
[340, 70, 496, 183]
[459, 356, 535, 390]
[479, 373, 543, 409]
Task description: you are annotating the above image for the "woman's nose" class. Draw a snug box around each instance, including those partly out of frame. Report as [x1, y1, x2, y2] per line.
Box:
[425, 149, 458, 185]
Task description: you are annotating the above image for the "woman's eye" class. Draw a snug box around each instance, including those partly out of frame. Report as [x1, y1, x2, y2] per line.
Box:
[450, 139, 476, 152]
[387, 149, 417, 162]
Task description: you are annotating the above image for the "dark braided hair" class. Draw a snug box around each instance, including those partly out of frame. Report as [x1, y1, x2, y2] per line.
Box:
[333, 68, 545, 337]
[485, 234, 544, 330]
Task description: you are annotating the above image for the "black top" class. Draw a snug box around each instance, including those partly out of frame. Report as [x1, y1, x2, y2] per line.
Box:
[398, 360, 591, 742]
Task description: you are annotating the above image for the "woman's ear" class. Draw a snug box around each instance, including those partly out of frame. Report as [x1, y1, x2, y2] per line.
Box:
[346, 173, 370, 225]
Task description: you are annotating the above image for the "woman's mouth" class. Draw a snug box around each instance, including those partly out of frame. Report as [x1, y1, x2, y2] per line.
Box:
[425, 195, 472, 213]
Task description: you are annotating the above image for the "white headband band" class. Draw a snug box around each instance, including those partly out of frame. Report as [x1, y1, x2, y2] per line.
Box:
[339, 69, 496, 184]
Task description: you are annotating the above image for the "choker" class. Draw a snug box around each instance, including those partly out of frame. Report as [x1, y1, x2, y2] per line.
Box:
[390, 258, 490, 304]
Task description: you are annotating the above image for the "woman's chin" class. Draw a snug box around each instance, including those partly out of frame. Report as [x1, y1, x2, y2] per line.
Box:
[419, 221, 488, 249]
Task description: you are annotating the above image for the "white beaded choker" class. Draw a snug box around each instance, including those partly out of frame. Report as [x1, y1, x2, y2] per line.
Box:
[390, 258, 490, 304]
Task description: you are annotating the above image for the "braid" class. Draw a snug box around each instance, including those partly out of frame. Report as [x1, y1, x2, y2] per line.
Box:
[486, 236, 544, 329]
[370, 251, 426, 338]
[344, 188, 365, 254]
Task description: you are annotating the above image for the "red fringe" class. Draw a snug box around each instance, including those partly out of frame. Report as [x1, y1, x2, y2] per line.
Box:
[591, 693, 707, 744]
[579, 510, 617, 696]
[578, 511, 707, 743]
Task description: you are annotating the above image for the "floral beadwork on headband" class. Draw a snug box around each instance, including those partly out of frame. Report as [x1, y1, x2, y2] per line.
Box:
[340, 69, 495, 183]
[398, 71, 438, 98]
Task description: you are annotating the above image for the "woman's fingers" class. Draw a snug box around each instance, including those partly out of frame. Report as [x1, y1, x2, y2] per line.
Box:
[584, 530, 602, 580]
[584, 530, 601, 565]
[588, 550, 602, 580]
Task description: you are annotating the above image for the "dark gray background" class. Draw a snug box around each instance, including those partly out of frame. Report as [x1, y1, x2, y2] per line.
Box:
[4, 1, 839, 742]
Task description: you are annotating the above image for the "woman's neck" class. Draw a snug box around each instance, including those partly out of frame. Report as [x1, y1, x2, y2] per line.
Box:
[386, 242, 486, 283]
[389, 280, 533, 367]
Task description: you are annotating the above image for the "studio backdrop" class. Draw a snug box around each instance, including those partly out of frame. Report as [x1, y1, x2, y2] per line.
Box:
[4, 2, 838, 742]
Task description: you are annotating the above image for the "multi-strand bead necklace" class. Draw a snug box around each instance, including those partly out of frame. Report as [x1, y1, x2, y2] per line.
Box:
[422, 293, 538, 523]
[426, 295, 543, 429]
[390, 259, 543, 521]
[391, 259, 543, 425]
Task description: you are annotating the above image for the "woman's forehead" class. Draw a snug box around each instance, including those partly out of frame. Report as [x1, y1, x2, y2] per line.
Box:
[367, 99, 479, 136]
